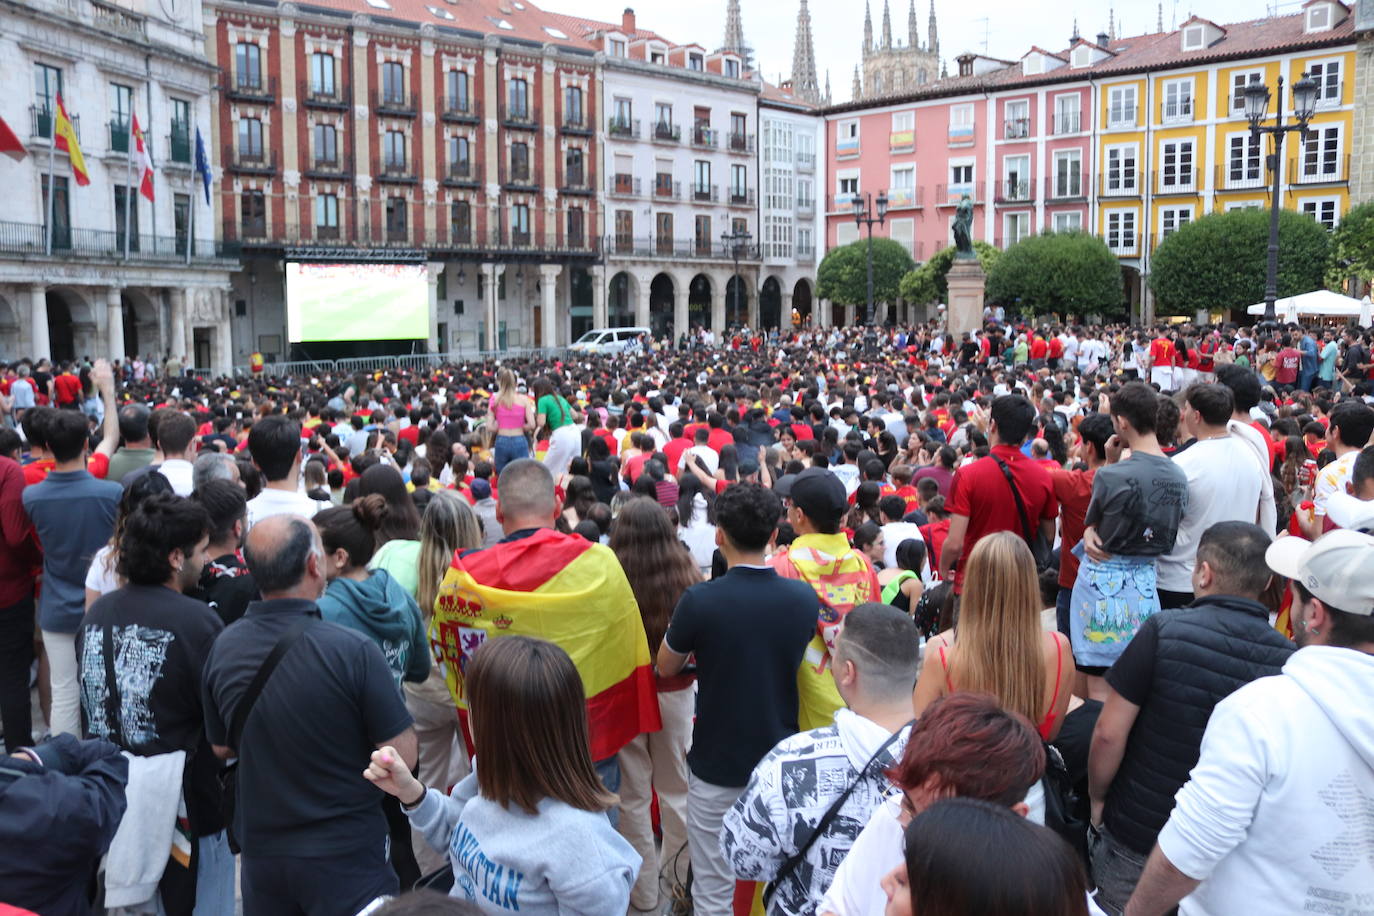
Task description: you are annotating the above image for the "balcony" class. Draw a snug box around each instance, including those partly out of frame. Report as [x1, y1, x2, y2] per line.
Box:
[889, 130, 915, 151]
[443, 161, 478, 187]
[503, 167, 536, 191]
[653, 175, 681, 199]
[994, 178, 1034, 204]
[836, 135, 860, 157]
[1044, 176, 1087, 201]
[168, 128, 191, 164]
[30, 105, 78, 141]
[1003, 118, 1030, 140]
[442, 96, 478, 124]
[108, 119, 130, 154]
[796, 196, 815, 214]
[561, 114, 592, 135]
[728, 132, 755, 154]
[503, 107, 537, 130]
[1098, 174, 1140, 198]
[610, 174, 641, 197]
[314, 225, 340, 241]
[378, 159, 416, 183]
[796, 244, 815, 262]
[692, 183, 719, 202]
[1161, 99, 1194, 124]
[0, 219, 236, 263]
[728, 187, 755, 207]
[223, 71, 276, 104]
[606, 235, 761, 261]
[302, 80, 350, 111]
[561, 170, 592, 195]
[1155, 168, 1198, 195]
[608, 117, 640, 139]
[1053, 112, 1082, 135]
[935, 182, 984, 205]
[373, 90, 418, 118]
[1290, 154, 1348, 186]
[796, 152, 816, 171]
[885, 187, 922, 210]
[304, 156, 350, 180]
[224, 144, 277, 175]
[1215, 165, 1266, 191]
[1106, 234, 1138, 256]
[1106, 106, 1137, 129]
[827, 193, 857, 212]
[652, 122, 681, 143]
[692, 126, 718, 149]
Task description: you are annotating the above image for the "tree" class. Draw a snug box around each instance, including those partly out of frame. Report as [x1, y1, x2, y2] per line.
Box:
[898, 241, 1000, 305]
[985, 231, 1123, 316]
[1326, 201, 1374, 293]
[1149, 208, 1331, 316]
[816, 238, 916, 308]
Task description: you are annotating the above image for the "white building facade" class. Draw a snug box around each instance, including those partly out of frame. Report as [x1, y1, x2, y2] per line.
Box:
[760, 88, 824, 329]
[0, 0, 238, 369]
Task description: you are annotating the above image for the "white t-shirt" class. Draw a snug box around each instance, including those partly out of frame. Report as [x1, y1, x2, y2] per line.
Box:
[1156, 437, 1265, 592]
[159, 458, 195, 496]
[246, 487, 322, 530]
[685, 445, 719, 476]
[880, 522, 927, 578]
[84, 545, 120, 597]
[1313, 450, 1359, 518]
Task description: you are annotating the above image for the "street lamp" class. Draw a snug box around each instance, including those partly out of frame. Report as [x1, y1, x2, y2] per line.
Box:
[852, 191, 888, 326]
[1244, 72, 1318, 327]
[720, 227, 753, 331]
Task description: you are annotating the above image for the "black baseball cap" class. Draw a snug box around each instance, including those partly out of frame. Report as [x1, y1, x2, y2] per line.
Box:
[789, 467, 847, 525]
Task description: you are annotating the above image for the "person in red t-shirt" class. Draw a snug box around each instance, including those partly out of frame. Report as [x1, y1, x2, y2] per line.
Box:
[705, 415, 733, 454]
[1148, 331, 1175, 390]
[662, 421, 694, 476]
[1029, 334, 1048, 366]
[1274, 335, 1302, 392]
[52, 366, 82, 409]
[938, 395, 1058, 596]
[1047, 334, 1065, 369]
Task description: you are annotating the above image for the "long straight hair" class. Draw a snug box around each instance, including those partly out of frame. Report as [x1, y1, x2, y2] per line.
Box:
[468, 636, 616, 814]
[610, 497, 701, 653]
[493, 368, 518, 409]
[948, 531, 1047, 728]
[417, 490, 482, 622]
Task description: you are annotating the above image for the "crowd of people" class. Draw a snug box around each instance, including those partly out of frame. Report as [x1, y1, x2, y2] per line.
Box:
[1, 315, 1373, 916]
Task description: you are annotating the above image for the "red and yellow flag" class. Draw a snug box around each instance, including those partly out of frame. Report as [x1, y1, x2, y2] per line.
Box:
[431, 528, 661, 761]
[53, 94, 89, 186]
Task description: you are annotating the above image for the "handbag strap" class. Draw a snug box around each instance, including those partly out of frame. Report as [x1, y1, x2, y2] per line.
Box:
[991, 455, 1035, 545]
[763, 721, 914, 907]
[228, 616, 313, 753]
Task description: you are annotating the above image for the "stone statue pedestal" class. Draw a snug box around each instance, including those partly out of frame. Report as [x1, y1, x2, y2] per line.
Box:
[946, 260, 986, 337]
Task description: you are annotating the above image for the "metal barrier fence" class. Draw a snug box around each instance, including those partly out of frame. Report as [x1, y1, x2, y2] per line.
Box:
[220, 349, 567, 379]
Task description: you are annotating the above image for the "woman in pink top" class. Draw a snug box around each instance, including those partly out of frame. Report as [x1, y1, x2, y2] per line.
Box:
[490, 367, 534, 472]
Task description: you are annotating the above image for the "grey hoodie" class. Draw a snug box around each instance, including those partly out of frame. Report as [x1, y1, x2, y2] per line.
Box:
[407, 772, 641, 914]
[317, 569, 429, 687]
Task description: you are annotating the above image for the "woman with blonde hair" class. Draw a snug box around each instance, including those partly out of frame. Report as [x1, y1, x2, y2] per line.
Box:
[913, 531, 1072, 744]
[490, 367, 534, 472]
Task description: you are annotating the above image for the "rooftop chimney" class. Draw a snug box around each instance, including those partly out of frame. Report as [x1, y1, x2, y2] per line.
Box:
[622, 7, 636, 34]
[1096, 31, 1110, 47]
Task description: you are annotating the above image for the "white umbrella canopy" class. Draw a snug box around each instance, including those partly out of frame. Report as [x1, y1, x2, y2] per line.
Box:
[1246, 289, 1367, 321]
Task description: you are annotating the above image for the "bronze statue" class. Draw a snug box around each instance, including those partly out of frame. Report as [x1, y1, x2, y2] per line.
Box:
[952, 194, 975, 260]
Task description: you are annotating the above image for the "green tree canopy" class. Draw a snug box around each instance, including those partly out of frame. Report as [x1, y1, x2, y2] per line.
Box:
[816, 238, 916, 307]
[898, 241, 1000, 305]
[1149, 208, 1331, 317]
[985, 231, 1123, 316]
[1326, 201, 1374, 292]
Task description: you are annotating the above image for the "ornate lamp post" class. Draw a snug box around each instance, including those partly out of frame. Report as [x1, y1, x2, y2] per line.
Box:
[720, 227, 753, 330]
[852, 191, 888, 326]
[1243, 72, 1318, 327]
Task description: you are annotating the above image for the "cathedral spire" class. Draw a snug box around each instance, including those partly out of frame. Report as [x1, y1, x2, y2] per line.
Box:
[790, 0, 821, 104]
[825, 69, 832, 104]
[863, 1, 873, 53]
[722, 0, 747, 59]
[908, 0, 918, 50]
[1157, 2, 1164, 31]
[852, 64, 862, 100]
[881, 0, 893, 48]
[927, 0, 939, 59]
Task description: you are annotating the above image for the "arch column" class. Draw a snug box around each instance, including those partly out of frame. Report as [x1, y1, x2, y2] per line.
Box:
[169, 288, 188, 360]
[747, 272, 759, 330]
[217, 289, 234, 373]
[673, 281, 689, 343]
[710, 271, 726, 332]
[781, 291, 793, 330]
[539, 264, 561, 348]
[635, 275, 651, 329]
[591, 265, 607, 328]
[481, 263, 504, 351]
[106, 287, 124, 361]
[30, 284, 49, 361]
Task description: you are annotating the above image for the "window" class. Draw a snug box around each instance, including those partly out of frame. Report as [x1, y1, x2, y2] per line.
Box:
[41, 174, 70, 248]
[448, 136, 470, 175]
[836, 223, 859, 246]
[240, 189, 266, 236]
[1160, 139, 1194, 189]
[385, 196, 407, 240]
[951, 163, 973, 184]
[1231, 71, 1262, 113]
[511, 203, 530, 241]
[650, 51, 665, 64]
[797, 227, 814, 256]
[655, 213, 673, 254]
[1107, 85, 1136, 127]
[1053, 94, 1081, 135]
[694, 160, 711, 194]
[1301, 126, 1340, 180]
[655, 103, 673, 128]
[695, 215, 711, 253]
[310, 53, 337, 97]
[567, 206, 584, 246]
[451, 201, 471, 243]
[109, 83, 132, 152]
[382, 61, 405, 105]
[237, 117, 263, 158]
[1182, 25, 1205, 50]
[384, 130, 406, 170]
[564, 86, 583, 126]
[447, 70, 470, 112]
[1162, 79, 1193, 122]
[1054, 150, 1082, 197]
[1309, 60, 1341, 105]
[891, 110, 914, 132]
[725, 58, 740, 78]
[613, 97, 632, 130]
[731, 111, 747, 140]
[689, 53, 704, 71]
[1306, 2, 1331, 31]
[565, 147, 584, 186]
[731, 164, 747, 199]
[1227, 133, 1262, 186]
[173, 192, 189, 254]
[34, 62, 62, 121]
[797, 178, 813, 208]
[170, 97, 191, 163]
[1105, 210, 1136, 251]
[510, 142, 529, 182]
[315, 192, 339, 233]
[609, 38, 626, 57]
[1004, 99, 1029, 138]
[615, 210, 633, 249]
[1160, 206, 1192, 238]
[1300, 198, 1339, 229]
[1105, 144, 1137, 192]
[1052, 211, 1081, 232]
[950, 104, 974, 128]
[890, 165, 914, 191]
[508, 78, 529, 119]
[837, 175, 859, 196]
[114, 186, 141, 251]
[313, 123, 338, 164]
[1002, 212, 1029, 247]
[1003, 155, 1029, 200]
[235, 42, 262, 89]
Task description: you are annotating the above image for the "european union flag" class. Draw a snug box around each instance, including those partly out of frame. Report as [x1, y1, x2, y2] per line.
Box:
[194, 127, 212, 205]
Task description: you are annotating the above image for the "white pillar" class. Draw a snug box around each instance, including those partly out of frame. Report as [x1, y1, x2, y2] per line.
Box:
[481, 263, 503, 351]
[216, 289, 234, 374]
[169, 288, 188, 361]
[747, 273, 760, 331]
[591, 265, 607, 329]
[779, 291, 793, 333]
[29, 284, 49, 361]
[711, 273, 726, 332]
[635, 277, 651, 329]
[539, 264, 561, 348]
[673, 282, 689, 343]
[427, 263, 442, 352]
[106, 287, 124, 362]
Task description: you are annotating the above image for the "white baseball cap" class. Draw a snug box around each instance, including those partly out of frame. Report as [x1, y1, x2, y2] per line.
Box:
[1265, 530, 1374, 616]
[1326, 493, 1374, 533]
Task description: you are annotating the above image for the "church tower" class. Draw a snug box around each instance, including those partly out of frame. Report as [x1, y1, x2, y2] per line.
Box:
[928, 0, 939, 57]
[863, 1, 873, 54]
[881, 0, 893, 49]
[908, 0, 919, 49]
[721, 0, 751, 66]
[790, 0, 821, 104]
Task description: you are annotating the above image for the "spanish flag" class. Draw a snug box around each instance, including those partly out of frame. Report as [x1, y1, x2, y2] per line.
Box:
[431, 528, 661, 761]
[54, 94, 89, 186]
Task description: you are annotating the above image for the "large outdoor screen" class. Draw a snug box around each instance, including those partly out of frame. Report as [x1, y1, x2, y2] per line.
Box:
[285, 262, 428, 342]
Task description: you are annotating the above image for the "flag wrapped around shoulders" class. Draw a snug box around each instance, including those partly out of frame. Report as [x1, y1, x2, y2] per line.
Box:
[431, 528, 661, 761]
[53, 94, 89, 186]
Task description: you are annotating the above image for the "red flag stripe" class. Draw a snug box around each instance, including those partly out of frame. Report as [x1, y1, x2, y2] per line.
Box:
[456, 528, 593, 593]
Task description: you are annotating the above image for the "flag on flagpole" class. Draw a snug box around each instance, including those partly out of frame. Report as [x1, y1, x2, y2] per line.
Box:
[53, 93, 89, 186]
[193, 127, 212, 204]
[0, 116, 25, 161]
[131, 113, 154, 202]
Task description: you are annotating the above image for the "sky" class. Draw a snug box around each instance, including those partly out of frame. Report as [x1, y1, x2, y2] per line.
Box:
[536, 0, 1309, 102]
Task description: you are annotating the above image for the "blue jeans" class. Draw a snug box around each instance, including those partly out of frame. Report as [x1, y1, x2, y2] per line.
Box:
[193, 831, 236, 916]
[595, 755, 622, 828]
[242, 839, 397, 916]
[493, 434, 529, 473]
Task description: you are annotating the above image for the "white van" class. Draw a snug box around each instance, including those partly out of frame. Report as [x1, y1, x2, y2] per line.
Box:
[568, 326, 651, 354]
